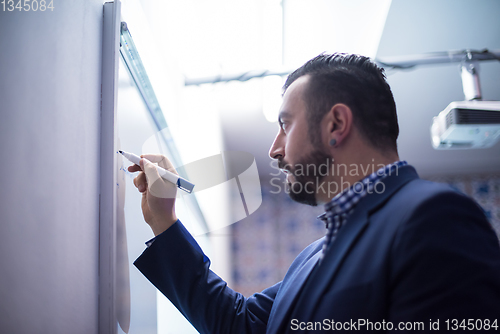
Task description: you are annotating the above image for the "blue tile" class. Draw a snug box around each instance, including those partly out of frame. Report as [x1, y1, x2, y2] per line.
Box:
[478, 183, 489, 194]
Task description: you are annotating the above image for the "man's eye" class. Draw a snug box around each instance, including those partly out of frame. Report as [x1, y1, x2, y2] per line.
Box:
[280, 122, 288, 132]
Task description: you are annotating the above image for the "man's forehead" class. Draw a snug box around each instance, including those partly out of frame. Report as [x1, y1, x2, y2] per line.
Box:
[280, 75, 310, 113]
[284, 75, 309, 99]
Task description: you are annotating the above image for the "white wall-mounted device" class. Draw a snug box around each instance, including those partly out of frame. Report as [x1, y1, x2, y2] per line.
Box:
[430, 50, 500, 149]
[431, 100, 500, 149]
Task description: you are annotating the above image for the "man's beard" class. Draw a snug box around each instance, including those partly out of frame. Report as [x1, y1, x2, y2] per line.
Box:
[279, 148, 332, 206]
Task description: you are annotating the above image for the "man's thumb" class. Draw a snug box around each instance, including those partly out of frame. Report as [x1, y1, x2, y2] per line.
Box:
[141, 158, 177, 199]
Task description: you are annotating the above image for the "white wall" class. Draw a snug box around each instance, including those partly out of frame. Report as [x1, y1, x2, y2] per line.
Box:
[0, 1, 104, 332]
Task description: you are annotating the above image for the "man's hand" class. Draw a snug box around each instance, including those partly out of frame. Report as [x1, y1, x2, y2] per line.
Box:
[128, 154, 178, 236]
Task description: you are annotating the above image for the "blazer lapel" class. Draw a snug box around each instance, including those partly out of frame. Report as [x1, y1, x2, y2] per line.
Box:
[288, 204, 370, 327]
[283, 166, 420, 329]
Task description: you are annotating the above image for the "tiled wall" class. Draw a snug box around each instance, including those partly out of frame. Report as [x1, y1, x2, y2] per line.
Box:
[231, 185, 325, 297]
[230, 174, 500, 297]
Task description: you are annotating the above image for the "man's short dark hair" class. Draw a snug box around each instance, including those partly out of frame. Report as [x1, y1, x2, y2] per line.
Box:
[284, 53, 399, 153]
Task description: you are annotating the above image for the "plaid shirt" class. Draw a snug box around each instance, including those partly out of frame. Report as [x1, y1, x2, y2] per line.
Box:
[317, 160, 408, 263]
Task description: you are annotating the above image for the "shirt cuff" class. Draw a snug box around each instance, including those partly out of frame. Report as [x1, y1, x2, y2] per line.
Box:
[145, 236, 157, 248]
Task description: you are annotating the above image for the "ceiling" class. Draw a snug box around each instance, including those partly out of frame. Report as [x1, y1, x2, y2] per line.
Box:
[219, 0, 500, 179]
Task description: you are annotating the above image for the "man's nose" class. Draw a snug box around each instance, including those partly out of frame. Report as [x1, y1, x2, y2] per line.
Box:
[269, 132, 285, 160]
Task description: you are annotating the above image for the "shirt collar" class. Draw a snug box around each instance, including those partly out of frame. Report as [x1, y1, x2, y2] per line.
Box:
[317, 161, 408, 224]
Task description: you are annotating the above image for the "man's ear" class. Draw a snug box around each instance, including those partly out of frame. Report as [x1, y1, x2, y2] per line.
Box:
[323, 103, 353, 146]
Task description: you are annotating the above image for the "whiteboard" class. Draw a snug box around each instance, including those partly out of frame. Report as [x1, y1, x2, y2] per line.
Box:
[116, 57, 208, 334]
[100, 2, 208, 333]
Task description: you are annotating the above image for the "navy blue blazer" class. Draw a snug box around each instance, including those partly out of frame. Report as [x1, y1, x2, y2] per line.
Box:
[135, 166, 500, 333]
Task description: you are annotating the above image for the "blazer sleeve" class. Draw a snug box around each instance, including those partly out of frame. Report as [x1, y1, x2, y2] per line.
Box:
[134, 220, 279, 334]
[388, 190, 500, 324]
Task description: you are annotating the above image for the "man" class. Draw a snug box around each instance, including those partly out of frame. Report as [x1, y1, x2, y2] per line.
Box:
[129, 54, 500, 333]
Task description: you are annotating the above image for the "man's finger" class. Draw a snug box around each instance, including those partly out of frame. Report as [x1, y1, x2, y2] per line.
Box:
[140, 158, 161, 187]
[133, 172, 147, 193]
[141, 158, 177, 198]
[128, 164, 142, 173]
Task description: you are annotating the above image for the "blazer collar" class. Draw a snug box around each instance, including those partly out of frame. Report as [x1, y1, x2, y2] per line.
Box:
[267, 165, 419, 334]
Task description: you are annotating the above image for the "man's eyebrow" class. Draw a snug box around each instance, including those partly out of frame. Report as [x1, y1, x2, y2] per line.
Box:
[278, 111, 292, 122]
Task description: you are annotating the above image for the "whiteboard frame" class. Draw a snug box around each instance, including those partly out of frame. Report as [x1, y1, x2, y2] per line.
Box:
[99, 1, 121, 333]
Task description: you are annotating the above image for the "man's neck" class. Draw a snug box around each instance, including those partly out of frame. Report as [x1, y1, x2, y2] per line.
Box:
[317, 149, 400, 204]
